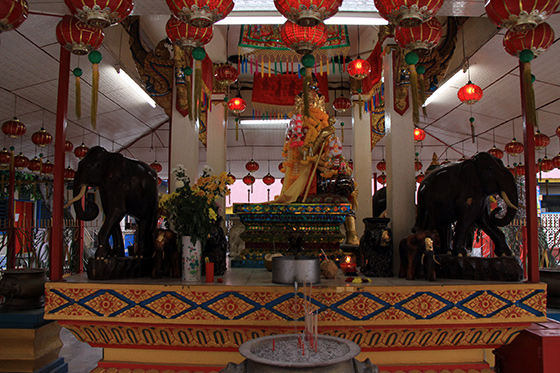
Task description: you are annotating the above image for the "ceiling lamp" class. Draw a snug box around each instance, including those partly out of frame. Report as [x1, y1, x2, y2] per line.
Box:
[243, 173, 255, 185]
[395, 18, 442, 54]
[32, 128, 53, 147]
[166, 17, 213, 49]
[415, 158, 423, 171]
[2, 117, 26, 138]
[534, 130, 550, 150]
[13, 152, 28, 169]
[64, 0, 134, 28]
[28, 157, 41, 172]
[55, 15, 104, 56]
[515, 163, 525, 176]
[416, 172, 425, 184]
[347, 57, 371, 80]
[274, 0, 341, 27]
[333, 96, 352, 113]
[505, 138, 524, 156]
[457, 82, 483, 104]
[227, 95, 247, 114]
[376, 159, 386, 172]
[42, 160, 55, 175]
[74, 143, 89, 159]
[414, 127, 426, 142]
[553, 154, 560, 169]
[64, 167, 76, 180]
[245, 159, 259, 173]
[150, 160, 163, 173]
[165, 0, 234, 28]
[280, 20, 327, 55]
[374, 0, 444, 28]
[215, 64, 238, 86]
[263, 173, 275, 185]
[376, 173, 387, 185]
[0, 148, 11, 166]
[539, 157, 554, 172]
[227, 172, 236, 183]
[0, 0, 28, 32]
[503, 22, 554, 57]
[488, 146, 504, 159]
[65, 139, 74, 153]
[485, 0, 559, 32]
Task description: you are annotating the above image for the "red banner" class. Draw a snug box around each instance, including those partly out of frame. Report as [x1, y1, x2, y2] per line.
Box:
[252, 72, 329, 108]
[362, 41, 383, 96]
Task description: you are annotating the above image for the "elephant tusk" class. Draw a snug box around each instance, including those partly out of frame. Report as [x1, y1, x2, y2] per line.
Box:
[64, 184, 88, 209]
[500, 191, 518, 211]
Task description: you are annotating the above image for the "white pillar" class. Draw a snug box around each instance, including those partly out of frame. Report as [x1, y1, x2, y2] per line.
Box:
[383, 42, 417, 275]
[206, 94, 227, 175]
[351, 99, 373, 238]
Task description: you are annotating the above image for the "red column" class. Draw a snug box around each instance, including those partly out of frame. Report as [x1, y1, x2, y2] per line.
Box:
[50, 46, 71, 281]
[7, 151, 15, 269]
[519, 61, 539, 283]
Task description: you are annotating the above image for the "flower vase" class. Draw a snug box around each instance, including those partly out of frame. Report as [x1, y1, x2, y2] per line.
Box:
[182, 236, 201, 282]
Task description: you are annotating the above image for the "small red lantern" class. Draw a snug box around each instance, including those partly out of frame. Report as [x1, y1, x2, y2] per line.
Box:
[281, 177, 285, 184]
[42, 160, 54, 175]
[74, 143, 89, 159]
[13, 152, 28, 169]
[31, 128, 53, 147]
[56, 15, 104, 56]
[263, 173, 275, 186]
[2, 117, 26, 138]
[274, 0, 341, 27]
[278, 162, 284, 172]
[503, 22, 554, 57]
[515, 163, 526, 176]
[28, 157, 41, 172]
[534, 130, 550, 150]
[441, 159, 450, 165]
[414, 127, 426, 142]
[415, 159, 423, 171]
[374, 0, 445, 27]
[64, 0, 134, 28]
[395, 18, 442, 54]
[0, 0, 28, 32]
[245, 159, 259, 173]
[227, 172, 236, 183]
[166, 17, 213, 49]
[347, 58, 371, 80]
[416, 172, 425, 184]
[64, 166, 76, 180]
[165, 0, 234, 28]
[228, 96, 247, 114]
[0, 148, 11, 165]
[553, 154, 560, 168]
[215, 64, 238, 86]
[65, 139, 74, 153]
[539, 157, 554, 172]
[243, 173, 255, 186]
[377, 173, 387, 185]
[333, 96, 352, 113]
[280, 20, 327, 55]
[150, 160, 163, 173]
[376, 159, 386, 172]
[485, 0, 559, 32]
[457, 81, 483, 104]
[488, 146, 504, 159]
[505, 138, 524, 156]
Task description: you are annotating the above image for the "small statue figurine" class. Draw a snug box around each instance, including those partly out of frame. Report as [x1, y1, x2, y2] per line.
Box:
[359, 218, 393, 277]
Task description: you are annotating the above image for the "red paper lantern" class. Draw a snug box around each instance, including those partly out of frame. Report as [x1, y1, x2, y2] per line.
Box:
[333, 96, 351, 113]
[280, 20, 327, 55]
[415, 158, 423, 171]
[65, 139, 74, 153]
[0, 0, 28, 32]
[414, 127, 426, 142]
[263, 173, 275, 186]
[395, 18, 442, 54]
[245, 159, 259, 173]
[534, 130, 550, 150]
[64, 0, 134, 28]
[56, 15, 104, 56]
[553, 154, 560, 169]
[64, 166, 76, 180]
[0, 148, 11, 165]
[215, 64, 238, 86]
[503, 22, 554, 57]
[150, 160, 163, 173]
[2, 117, 26, 138]
[227, 172, 236, 183]
[457, 81, 483, 104]
[487, 146, 504, 159]
[13, 152, 28, 169]
[274, 0, 341, 27]
[539, 157, 554, 172]
[485, 0, 559, 32]
[377, 173, 387, 185]
[228, 96, 247, 114]
[74, 143, 89, 159]
[28, 157, 41, 172]
[505, 138, 524, 156]
[376, 159, 386, 172]
[42, 160, 54, 175]
[165, 0, 234, 28]
[243, 173, 255, 186]
[31, 128, 53, 147]
[347, 58, 371, 80]
[557, 125, 560, 138]
[374, 0, 445, 27]
[281, 177, 285, 184]
[416, 172, 425, 184]
[515, 163, 526, 176]
[166, 17, 213, 49]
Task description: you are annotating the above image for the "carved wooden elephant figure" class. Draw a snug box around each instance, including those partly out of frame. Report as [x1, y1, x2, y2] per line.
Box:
[152, 228, 181, 279]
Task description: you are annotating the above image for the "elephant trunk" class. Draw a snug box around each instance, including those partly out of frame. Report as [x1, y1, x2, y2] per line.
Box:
[70, 170, 99, 221]
[489, 187, 519, 227]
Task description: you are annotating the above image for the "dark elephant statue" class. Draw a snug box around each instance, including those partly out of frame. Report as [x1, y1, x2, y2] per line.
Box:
[66, 146, 159, 259]
[201, 216, 228, 277]
[372, 187, 387, 218]
[152, 228, 181, 279]
[399, 230, 436, 281]
[414, 152, 518, 257]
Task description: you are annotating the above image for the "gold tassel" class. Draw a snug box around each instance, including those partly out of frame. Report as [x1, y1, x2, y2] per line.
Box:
[195, 59, 202, 122]
[523, 62, 537, 126]
[235, 117, 239, 141]
[409, 64, 420, 125]
[418, 72, 427, 118]
[187, 75, 193, 120]
[359, 92, 363, 120]
[341, 122, 344, 142]
[91, 63, 99, 130]
[75, 75, 81, 119]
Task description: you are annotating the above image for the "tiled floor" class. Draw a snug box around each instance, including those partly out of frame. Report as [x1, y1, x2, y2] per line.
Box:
[59, 327, 102, 373]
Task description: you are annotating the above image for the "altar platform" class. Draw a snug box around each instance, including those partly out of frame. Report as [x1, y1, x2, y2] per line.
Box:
[44, 267, 547, 373]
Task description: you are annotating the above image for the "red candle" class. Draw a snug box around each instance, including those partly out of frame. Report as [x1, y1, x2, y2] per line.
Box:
[272, 338, 275, 351]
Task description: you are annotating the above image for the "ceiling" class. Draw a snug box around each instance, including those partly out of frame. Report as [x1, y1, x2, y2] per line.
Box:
[1, 1, 559, 182]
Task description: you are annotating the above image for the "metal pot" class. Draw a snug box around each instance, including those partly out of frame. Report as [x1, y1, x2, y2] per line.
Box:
[0, 268, 47, 310]
[272, 256, 320, 284]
